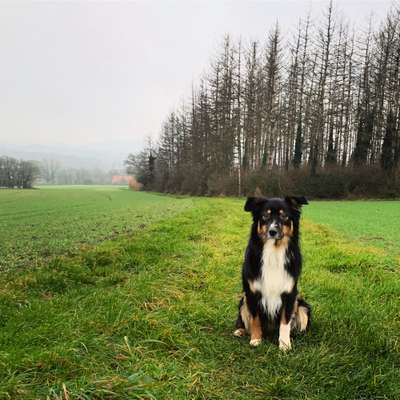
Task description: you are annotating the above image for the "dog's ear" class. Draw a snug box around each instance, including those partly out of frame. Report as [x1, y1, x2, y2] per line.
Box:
[244, 196, 268, 213]
[285, 196, 309, 209]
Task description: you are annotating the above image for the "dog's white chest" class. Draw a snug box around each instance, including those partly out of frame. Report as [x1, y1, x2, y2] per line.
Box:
[252, 241, 294, 317]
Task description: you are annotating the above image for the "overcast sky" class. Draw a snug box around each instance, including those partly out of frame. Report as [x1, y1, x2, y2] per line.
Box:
[0, 0, 395, 157]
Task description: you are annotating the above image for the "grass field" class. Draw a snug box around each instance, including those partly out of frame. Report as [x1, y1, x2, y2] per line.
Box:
[0, 187, 399, 399]
[304, 200, 400, 256]
[0, 186, 193, 271]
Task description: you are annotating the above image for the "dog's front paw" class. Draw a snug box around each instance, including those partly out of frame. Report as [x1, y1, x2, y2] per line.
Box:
[279, 339, 292, 352]
[249, 338, 262, 347]
[233, 328, 246, 337]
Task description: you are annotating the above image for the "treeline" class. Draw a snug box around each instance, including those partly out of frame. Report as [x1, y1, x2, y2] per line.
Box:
[40, 160, 120, 185]
[0, 156, 124, 188]
[128, 2, 400, 198]
[0, 156, 39, 189]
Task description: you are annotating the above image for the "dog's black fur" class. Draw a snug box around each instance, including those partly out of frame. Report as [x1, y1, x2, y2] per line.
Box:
[234, 196, 311, 349]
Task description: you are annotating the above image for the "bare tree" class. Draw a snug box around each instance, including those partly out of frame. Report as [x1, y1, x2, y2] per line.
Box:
[130, 2, 400, 196]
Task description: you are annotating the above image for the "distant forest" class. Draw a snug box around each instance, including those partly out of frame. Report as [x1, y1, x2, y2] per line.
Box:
[127, 2, 400, 198]
[0, 156, 124, 188]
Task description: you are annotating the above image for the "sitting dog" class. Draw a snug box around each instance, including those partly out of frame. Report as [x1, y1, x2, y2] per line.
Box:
[234, 196, 311, 350]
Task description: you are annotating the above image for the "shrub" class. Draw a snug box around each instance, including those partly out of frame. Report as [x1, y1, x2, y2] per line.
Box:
[241, 166, 400, 199]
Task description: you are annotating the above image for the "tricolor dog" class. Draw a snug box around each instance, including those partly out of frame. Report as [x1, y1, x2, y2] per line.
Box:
[234, 196, 311, 350]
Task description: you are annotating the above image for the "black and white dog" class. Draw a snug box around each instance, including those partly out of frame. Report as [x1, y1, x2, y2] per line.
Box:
[234, 196, 311, 351]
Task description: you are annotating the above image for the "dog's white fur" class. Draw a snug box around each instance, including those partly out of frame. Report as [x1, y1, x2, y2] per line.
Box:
[252, 239, 294, 318]
[279, 320, 292, 351]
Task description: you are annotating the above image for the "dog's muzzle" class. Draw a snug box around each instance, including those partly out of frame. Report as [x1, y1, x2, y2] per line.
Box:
[268, 222, 283, 240]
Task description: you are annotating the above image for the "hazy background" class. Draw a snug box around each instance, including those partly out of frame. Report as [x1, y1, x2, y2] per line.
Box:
[0, 0, 394, 169]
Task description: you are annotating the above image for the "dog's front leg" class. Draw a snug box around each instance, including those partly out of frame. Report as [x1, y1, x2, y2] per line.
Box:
[279, 292, 296, 351]
[245, 293, 262, 346]
[279, 315, 291, 351]
[249, 314, 262, 347]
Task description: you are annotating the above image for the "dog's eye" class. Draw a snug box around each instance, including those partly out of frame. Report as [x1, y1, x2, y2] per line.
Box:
[261, 215, 268, 222]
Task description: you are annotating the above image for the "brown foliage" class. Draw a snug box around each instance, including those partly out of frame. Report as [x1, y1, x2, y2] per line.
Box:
[128, 176, 143, 191]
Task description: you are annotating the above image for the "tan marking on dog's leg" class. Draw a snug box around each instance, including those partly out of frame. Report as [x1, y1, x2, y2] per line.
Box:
[233, 296, 250, 337]
[249, 315, 262, 347]
[296, 305, 309, 332]
[291, 298, 299, 329]
[279, 311, 292, 351]
[292, 296, 309, 332]
[240, 297, 250, 331]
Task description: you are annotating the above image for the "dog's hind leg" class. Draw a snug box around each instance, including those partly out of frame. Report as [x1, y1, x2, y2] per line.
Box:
[294, 297, 311, 332]
[233, 296, 249, 337]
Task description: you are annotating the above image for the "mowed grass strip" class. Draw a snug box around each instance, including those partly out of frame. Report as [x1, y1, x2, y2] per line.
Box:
[0, 197, 399, 399]
[0, 186, 193, 271]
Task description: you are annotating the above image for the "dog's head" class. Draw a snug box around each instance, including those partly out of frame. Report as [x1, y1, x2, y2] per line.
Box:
[244, 196, 308, 241]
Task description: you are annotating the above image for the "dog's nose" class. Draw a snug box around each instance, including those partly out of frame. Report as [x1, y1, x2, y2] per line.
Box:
[269, 228, 278, 237]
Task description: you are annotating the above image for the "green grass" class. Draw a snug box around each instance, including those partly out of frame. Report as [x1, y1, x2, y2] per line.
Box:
[304, 200, 400, 256]
[0, 189, 399, 399]
[0, 186, 193, 271]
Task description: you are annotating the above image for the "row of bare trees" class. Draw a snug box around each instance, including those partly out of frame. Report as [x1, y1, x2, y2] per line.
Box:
[128, 2, 400, 196]
[0, 156, 39, 189]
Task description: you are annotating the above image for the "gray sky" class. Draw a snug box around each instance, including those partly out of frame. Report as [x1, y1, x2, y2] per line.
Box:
[0, 0, 395, 159]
